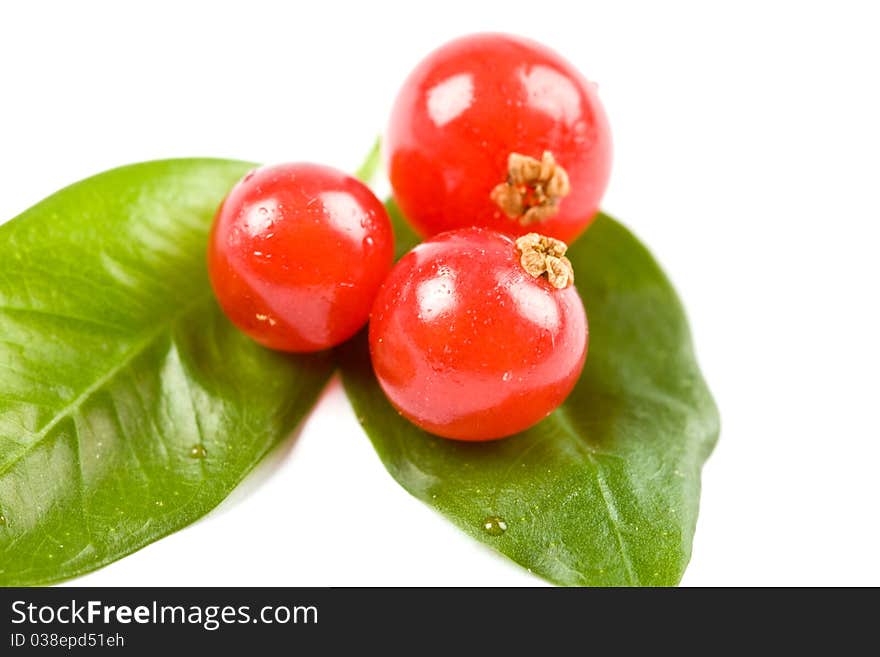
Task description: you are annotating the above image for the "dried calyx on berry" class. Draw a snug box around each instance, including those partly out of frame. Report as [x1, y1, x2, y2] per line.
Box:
[515, 232, 574, 289]
[491, 151, 571, 225]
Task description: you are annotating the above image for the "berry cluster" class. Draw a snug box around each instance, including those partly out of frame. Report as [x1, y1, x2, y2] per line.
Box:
[209, 33, 611, 441]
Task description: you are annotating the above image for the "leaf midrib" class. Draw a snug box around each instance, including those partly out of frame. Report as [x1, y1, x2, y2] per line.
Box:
[551, 406, 638, 586]
[0, 294, 208, 479]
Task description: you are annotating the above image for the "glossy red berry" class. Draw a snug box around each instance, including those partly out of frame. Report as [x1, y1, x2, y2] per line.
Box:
[209, 163, 393, 352]
[386, 33, 612, 244]
[369, 228, 587, 441]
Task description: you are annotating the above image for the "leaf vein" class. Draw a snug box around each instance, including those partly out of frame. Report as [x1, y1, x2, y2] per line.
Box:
[0, 295, 207, 480]
[170, 339, 209, 480]
[69, 412, 96, 565]
[552, 406, 639, 586]
[0, 304, 128, 334]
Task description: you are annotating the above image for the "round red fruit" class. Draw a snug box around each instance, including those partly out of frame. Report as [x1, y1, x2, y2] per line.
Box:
[386, 33, 612, 244]
[209, 163, 394, 352]
[369, 228, 587, 441]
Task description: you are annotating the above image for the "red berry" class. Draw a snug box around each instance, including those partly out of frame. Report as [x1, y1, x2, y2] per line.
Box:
[209, 163, 394, 352]
[386, 33, 612, 244]
[369, 228, 587, 441]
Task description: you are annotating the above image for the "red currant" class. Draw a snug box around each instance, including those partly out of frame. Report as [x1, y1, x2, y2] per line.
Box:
[369, 228, 587, 441]
[386, 33, 612, 244]
[209, 163, 393, 352]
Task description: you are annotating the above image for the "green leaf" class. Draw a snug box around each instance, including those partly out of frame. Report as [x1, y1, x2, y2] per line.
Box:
[0, 160, 333, 585]
[385, 199, 421, 261]
[340, 211, 719, 586]
[354, 137, 383, 185]
[352, 140, 420, 261]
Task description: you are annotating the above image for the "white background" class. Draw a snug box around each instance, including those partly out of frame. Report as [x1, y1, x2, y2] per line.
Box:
[1, 1, 878, 586]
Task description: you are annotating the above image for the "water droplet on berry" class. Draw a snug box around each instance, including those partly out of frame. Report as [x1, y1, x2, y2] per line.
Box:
[363, 236, 375, 249]
[482, 516, 508, 536]
[502, 371, 512, 382]
[189, 444, 208, 459]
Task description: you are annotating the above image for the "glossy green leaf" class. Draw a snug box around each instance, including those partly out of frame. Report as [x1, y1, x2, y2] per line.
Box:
[355, 137, 383, 185]
[352, 138, 419, 261]
[340, 211, 719, 586]
[0, 160, 333, 585]
[385, 199, 421, 261]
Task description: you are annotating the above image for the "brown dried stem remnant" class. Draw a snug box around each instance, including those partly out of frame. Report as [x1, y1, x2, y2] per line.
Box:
[515, 233, 574, 289]
[491, 151, 571, 225]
